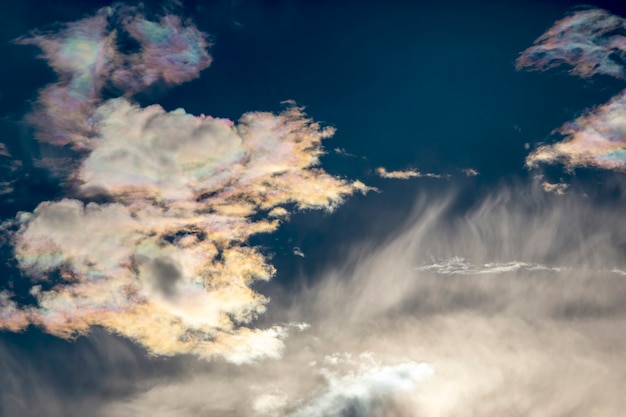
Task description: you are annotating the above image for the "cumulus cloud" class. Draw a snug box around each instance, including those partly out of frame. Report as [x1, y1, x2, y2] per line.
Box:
[3, 100, 365, 363]
[1, 6, 367, 364]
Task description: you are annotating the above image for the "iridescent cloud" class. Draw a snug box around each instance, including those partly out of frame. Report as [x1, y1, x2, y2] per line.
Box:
[17, 5, 212, 148]
[518, 9, 626, 171]
[113, 14, 212, 91]
[516, 9, 626, 79]
[542, 181, 569, 195]
[4, 100, 365, 362]
[526, 89, 626, 170]
[1, 6, 367, 363]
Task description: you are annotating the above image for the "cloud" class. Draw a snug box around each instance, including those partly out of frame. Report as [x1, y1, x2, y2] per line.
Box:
[516, 8, 626, 79]
[526, 89, 626, 170]
[462, 168, 479, 176]
[375, 166, 443, 179]
[1, 7, 367, 364]
[79, 98, 362, 208]
[0, 292, 29, 332]
[286, 359, 433, 417]
[285, 185, 626, 416]
[95, 183, 626, 417]
[5, 4, 626, 417]
[16, 5, 212, 148]
[542, 181, 569, 195]
[416, 257, 562, 275]
[3, 100, 365, 363]
[518, 9, 626, 172]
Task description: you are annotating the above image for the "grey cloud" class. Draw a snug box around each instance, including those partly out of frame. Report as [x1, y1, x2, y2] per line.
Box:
[141, 256, 183, 299]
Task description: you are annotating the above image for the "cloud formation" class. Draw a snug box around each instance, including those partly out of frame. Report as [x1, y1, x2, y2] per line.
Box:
[286, 358, 433, 417]
[16, 5, 212, 149]
[462, 168, 479, 177]
[416, 257, 562, 275]
[518, 9, 626, 172]
[97, 184, 626, 417]
[542, 181, 569, 195]
[516, 8, 626, 79]
[376, 166, 443, 179]
[0, 7, 366, 363]
[4, 100, 365, 362]
[527, 89, 626, 170]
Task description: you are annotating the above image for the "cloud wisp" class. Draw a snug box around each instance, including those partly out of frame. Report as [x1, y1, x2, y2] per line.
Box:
[376, 166, 443, 179]
[416, 256, 562, 275]
[0, 6, 367, 364]
[518, 9, 626, 172]
[516, 8, 626, 79]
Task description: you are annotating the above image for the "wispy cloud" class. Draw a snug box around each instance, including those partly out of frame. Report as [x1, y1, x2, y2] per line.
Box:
[98, 184, 626, 416]
[5, 100, 366, 363]
[462, 168, 479, 177]
[376, 166, 443, 179]
[516, 8, 626, 79]
[416, 257, 561, 275]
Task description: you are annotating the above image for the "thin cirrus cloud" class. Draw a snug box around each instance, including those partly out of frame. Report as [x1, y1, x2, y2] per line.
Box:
[517, 8, 626, 171]
[0, 5, 368, 364]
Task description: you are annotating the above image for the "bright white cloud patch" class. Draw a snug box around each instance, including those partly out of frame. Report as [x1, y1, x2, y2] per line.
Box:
[287, 359, 433, 417]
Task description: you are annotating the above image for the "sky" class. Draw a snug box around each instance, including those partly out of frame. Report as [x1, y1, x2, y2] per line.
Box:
[1, 0, 626, 416]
